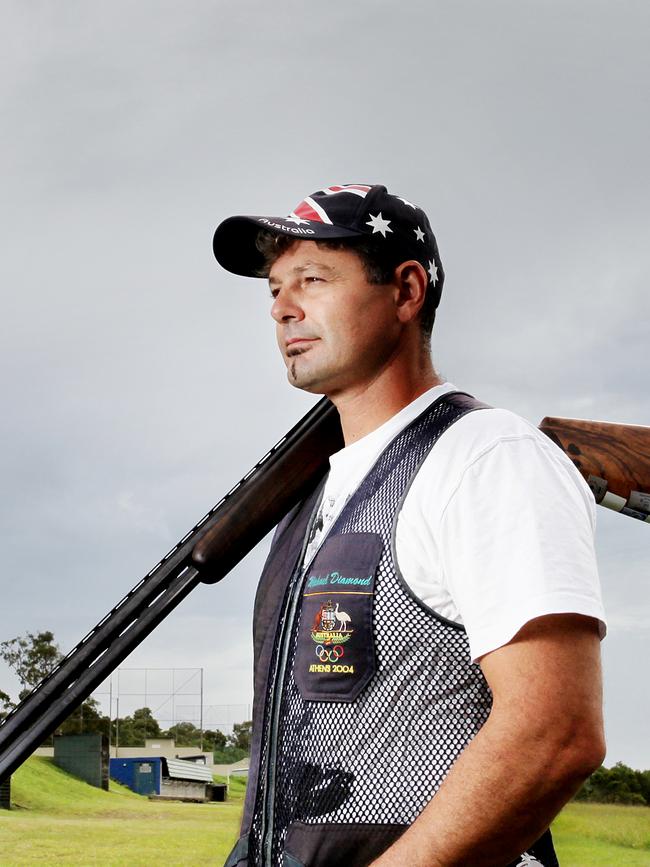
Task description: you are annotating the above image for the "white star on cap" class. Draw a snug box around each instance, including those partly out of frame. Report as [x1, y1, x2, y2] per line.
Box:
[428, 259, 439, 285]
[285, 213, 310, 225]
[366, 212, 392, 237]
[414, 226, 425, 243]
[397, 196, 417, 209]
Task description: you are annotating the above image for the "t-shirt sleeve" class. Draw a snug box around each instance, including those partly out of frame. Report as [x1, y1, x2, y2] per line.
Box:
[437, 433, 607, 662]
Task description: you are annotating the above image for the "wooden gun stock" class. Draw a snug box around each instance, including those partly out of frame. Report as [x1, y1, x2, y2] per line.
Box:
[539, 417, 650, 522]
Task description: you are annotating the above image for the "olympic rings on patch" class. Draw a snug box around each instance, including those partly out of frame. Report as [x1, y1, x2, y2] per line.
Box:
[315, 645, 345, 663]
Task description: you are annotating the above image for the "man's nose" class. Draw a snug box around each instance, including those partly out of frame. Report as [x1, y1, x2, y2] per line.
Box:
[271, 289, 304, 324]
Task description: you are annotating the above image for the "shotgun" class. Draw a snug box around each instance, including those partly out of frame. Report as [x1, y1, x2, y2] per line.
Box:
[0, 401, 647, 783]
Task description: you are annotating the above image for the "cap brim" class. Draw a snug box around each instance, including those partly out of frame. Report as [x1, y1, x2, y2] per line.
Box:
[213, 215, 362, 277]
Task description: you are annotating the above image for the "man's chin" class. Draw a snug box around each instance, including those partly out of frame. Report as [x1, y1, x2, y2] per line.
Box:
[286, 363, 330, 395]
[287, 372, 327, 395]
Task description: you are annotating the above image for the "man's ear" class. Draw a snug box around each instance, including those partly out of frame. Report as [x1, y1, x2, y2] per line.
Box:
[393, 260, 429, 324]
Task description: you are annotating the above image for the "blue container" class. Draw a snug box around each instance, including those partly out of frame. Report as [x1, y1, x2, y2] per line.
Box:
[109, 757, 162, 795]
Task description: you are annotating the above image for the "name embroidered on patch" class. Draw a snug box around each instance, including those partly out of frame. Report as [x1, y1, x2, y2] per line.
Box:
[307, 571, 373, 589]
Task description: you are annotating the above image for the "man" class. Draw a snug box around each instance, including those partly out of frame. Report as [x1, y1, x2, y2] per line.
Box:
[213, 184, 606, 867]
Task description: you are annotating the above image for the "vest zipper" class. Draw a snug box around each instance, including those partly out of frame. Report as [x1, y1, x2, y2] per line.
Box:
[260, 497, 323, 866]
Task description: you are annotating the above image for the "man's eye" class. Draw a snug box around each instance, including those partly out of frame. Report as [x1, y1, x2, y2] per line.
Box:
[305, 276, 323, 283]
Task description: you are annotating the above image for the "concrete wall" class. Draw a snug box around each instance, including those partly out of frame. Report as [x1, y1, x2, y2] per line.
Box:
[159, 778, 207, 800]
[214, 758, 249, 777]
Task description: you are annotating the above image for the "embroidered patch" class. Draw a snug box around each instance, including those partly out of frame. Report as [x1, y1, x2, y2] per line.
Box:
[294, 533, 383, 701]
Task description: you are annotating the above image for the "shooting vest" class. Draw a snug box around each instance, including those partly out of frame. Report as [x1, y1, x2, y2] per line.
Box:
[225, 392, 558, 867]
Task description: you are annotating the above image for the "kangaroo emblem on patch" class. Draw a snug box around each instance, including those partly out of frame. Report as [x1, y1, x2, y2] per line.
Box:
[311, 599, 353, 662]
[311, 599, 353, 645]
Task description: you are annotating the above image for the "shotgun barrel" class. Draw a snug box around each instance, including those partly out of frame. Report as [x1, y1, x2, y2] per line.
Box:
[0, 398, 343, 783]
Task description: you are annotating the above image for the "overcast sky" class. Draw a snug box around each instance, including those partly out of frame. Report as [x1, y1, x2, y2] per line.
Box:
[1, 1, 649, 762]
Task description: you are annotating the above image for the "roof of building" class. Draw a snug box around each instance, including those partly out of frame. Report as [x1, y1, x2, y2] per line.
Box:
[163, 758, 213, 783]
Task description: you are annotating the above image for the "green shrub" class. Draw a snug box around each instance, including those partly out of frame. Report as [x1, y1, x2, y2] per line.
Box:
[213, 746, 249, 764]
[576, 763, 650, 806]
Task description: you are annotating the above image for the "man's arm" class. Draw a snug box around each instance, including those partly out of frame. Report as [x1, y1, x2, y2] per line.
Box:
[371, 613, 605, 867]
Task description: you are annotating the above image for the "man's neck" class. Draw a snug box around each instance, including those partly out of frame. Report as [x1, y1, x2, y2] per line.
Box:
[330, 360, 442, 446]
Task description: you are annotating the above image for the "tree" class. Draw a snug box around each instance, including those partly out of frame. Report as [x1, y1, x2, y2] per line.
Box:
[113, 707, 162, 746]
[0, 631, 63, 698]
[0, 630, 110, 738]
[228, 720, 252, 752]
[204, 728, 227, 752]
[58, 696, 110, 737]
[0, 688, 14, 722]
[162, 721, 201, 746]
[576, 763, 648, 806]
[132, 707, 161, 742]
[639, 770, 650, 805]
[159, 723, 229, 752]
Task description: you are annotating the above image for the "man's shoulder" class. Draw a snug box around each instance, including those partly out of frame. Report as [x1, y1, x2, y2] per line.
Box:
[437, 398, 549, 460]
[411, 397, 591, 512]
[420, 386, 546, 450]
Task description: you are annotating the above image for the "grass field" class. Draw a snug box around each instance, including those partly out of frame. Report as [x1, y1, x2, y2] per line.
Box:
[0, 758, 243, 865]
[1, 758, 650, 865]
[552, 802, 650, 865]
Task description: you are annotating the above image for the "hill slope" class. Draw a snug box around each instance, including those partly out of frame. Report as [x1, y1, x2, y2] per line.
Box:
[9, 756, 148, 815]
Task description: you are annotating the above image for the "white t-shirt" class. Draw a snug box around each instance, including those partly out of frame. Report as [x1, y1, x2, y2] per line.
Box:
[305, 382, 606, 662]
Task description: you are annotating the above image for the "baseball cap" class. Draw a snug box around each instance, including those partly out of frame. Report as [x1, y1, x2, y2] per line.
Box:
[212, 183, 444, 308]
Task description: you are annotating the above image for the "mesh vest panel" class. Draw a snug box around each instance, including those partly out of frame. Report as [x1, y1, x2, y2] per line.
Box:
[249, 394, 492, 865]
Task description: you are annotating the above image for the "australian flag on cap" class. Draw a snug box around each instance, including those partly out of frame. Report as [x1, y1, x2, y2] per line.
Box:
[213, 183, 444, 308]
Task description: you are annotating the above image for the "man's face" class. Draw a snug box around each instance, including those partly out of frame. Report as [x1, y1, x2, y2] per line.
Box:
[268, 240, 400, 397]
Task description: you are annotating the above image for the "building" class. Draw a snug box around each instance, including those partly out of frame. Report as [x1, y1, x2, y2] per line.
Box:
[35, 737, 214, 767]
[110, 737, 214, 767]
[109, 755, 214, 801]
